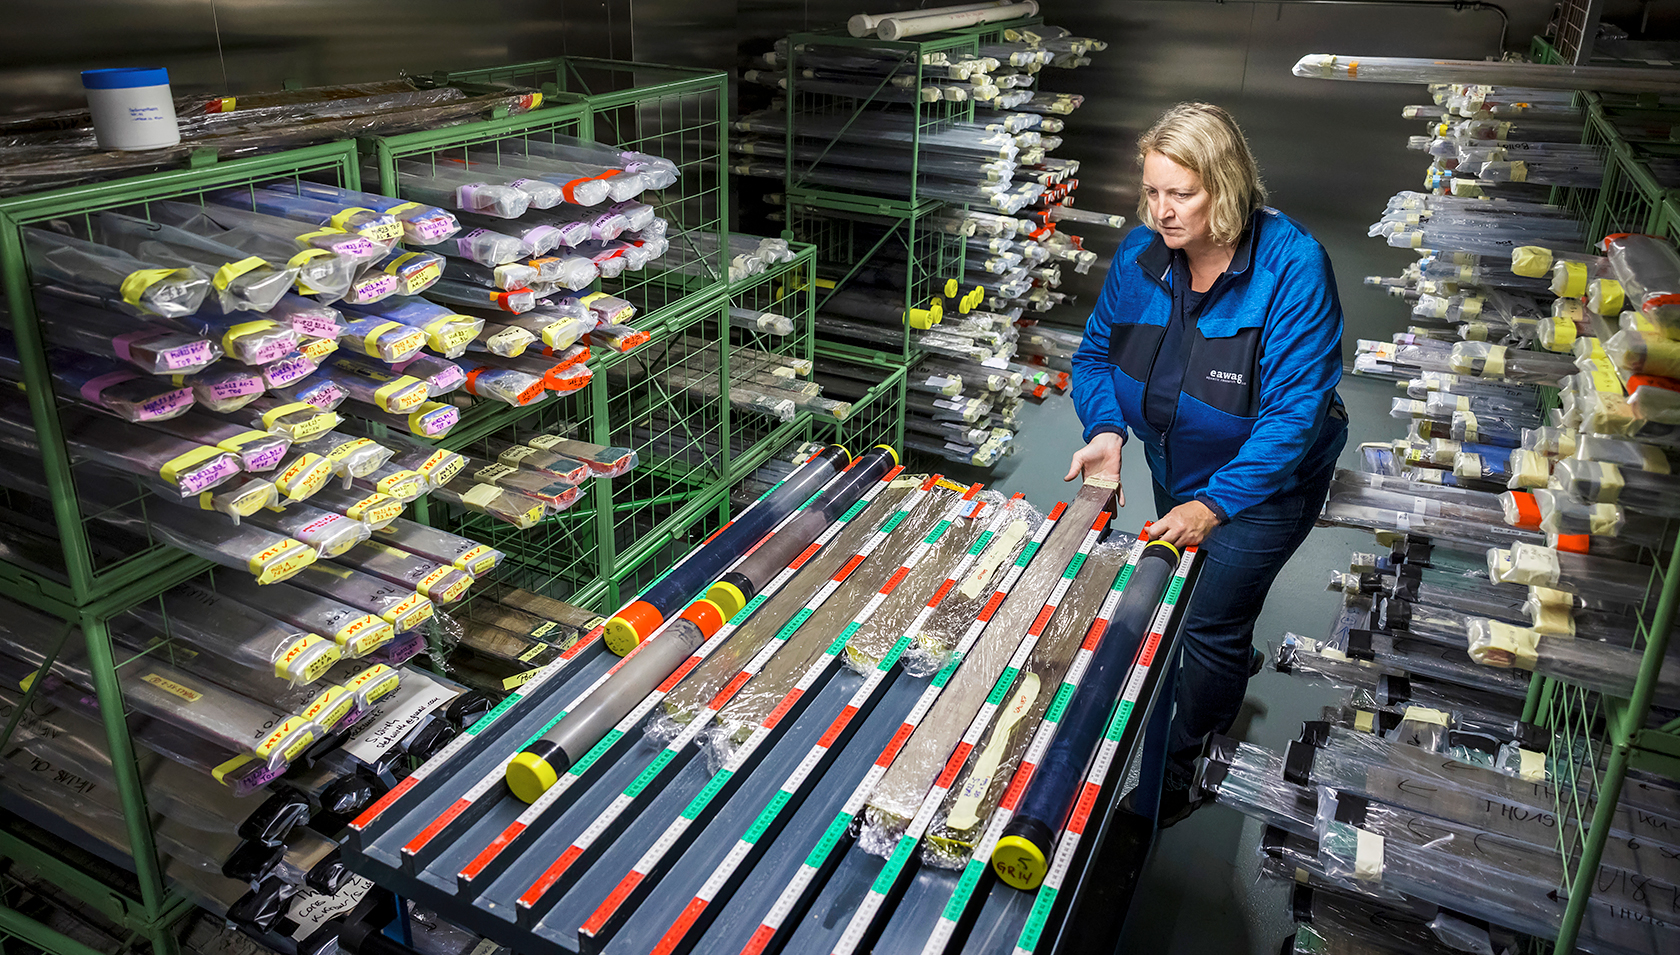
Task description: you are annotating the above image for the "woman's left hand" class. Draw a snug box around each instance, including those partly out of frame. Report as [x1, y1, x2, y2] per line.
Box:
[1152, 500, 1220, 548]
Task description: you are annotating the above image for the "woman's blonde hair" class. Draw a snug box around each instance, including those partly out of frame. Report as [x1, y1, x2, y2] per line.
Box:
[1136, 103, 1266, 246]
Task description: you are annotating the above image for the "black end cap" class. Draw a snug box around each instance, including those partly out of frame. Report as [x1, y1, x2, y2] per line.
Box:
[1377, 674, 1411, 706]
[1345, 630, 1378, 661]
[222, 839, 286, 884]
[1298, 722, 1331, 747]
[307, 848, 347, 894]
[1283, 740, 1316, 787]
[1333, 793, 1369, 826]
[1516, 721, 1549, 751]
[1291, 884, 1315, 923]
[239, 789, 311, 845]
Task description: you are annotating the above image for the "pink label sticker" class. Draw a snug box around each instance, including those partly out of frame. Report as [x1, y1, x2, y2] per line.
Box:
[179, 455, 240, 494]
[163, 341, 215, 371]
[136, 388, 195, 421]
[349, 273, 398, 303]
[248, 339, 294, 365]
[430, 366, 467, 391]
[306, 382, 347, 409]
[411, 213, 456, 243]
[209, 376, 264, 400]
[246, 444, 287, 471]
[264, 355, 316, 387]
[421, 406, 460, 435]
[332, 237, 378, 258]
[291, 314, 341, 338]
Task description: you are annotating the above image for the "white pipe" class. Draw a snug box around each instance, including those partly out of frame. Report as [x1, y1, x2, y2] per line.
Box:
[848, 1, 1014, 37]
[876, 2, 1039, 40]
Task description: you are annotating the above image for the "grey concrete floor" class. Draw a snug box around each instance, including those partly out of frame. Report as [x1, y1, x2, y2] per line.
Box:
[936, 370, 1395, 955]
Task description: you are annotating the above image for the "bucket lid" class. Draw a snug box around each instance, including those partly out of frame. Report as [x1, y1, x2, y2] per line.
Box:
[82, 67, 170, 90]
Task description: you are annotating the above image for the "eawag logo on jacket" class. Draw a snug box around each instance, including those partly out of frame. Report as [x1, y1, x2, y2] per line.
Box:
[1207, 370, 1246, 385]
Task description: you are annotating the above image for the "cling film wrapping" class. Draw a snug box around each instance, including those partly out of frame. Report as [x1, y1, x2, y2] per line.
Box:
[123, 581, 342, 686]
[245, 502, 372, 558]
[702, 484, 963, 762]
[207, 570, 395, 659]
[658, 484, 916, 726]
[0, 601, 317, 770]
[866, 483, 1111, 827]
[331, 541, 472, 605]
[902, 495, 1043, 676]
[369, 518, 504, 578]
[921, 537, 1131, 868]
[285, 563, 435, 633]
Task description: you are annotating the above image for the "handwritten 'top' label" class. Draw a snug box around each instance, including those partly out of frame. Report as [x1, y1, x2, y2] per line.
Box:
[164, 341, 215, 370]
[178, 456, 240, 494]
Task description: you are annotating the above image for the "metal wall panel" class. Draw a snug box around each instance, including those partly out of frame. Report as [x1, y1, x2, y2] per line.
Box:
[1042, 0, 1541, 356]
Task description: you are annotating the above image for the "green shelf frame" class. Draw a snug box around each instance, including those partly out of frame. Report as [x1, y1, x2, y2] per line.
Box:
[0, 140, 369, 955]
[1512, 40, 1680, 953]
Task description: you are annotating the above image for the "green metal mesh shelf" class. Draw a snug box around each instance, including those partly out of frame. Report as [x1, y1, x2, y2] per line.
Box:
[0, 141, 361, 618]
[787, 199, 965, 362]
[416, 58, 731, 333]
[810, 353, 908, 455]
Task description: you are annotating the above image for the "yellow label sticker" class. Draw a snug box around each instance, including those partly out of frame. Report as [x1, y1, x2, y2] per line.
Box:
[518, 643, 549, 663]
[261, 401, 317, 430]
[276, 636, 317, 679]
[279, 453, 334, 500]
[282, 728, 317, 763]
[143, 673, 203, 703]
[256, 717, 309, 759]
[458, 544, 498, 576]
[374, 376, 427, 412]
[158, 444, 225, 484]
[385, 591, 432, 627]
[299, 337, 338, 362]
[211, 754, 253, 785]
[119, 268, 182, 306]
[325, 437, 375, 465]
[250, 538, 316, 584]
[213, 256, 269, 291]
[502, 668, 543, 690]
[287, 247, 333, 270]
[377, 469, 424, 498]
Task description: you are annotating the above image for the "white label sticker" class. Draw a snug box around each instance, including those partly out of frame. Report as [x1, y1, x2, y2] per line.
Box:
[288, 875, 372, 939]
[342, 670, 461, 763]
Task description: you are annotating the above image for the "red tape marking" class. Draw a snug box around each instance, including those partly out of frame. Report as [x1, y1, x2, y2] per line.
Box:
[351, 775, 417, 831]
[461, 821, 527, 880]
[763, 687, 804, 729]
[581, 870, 645, 934]
[817, 705, 860, 749]
[404, 798, 469, 855]
[875, 723, 916, 767]
[519, 844, 585, 906]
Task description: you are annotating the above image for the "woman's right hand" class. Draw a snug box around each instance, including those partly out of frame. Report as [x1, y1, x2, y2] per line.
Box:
[1064, 431, 1125, 506]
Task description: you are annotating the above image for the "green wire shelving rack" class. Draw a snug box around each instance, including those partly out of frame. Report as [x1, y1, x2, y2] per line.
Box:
[0, 141, 367, 955]
[1521, 35, 1680, 955]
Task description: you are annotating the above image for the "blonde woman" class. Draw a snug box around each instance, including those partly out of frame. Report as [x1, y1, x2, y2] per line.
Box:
[1066, 103, 1348, 826]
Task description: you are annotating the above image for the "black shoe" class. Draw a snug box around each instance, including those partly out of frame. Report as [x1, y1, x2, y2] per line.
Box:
[1249, 646, 1265, 677]
[1155, 772, 1205, 829]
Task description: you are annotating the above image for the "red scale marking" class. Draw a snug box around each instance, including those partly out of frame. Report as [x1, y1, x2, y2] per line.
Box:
[707, 671, 754, 710]
[875, 723, 916, 767]
[1080, 618, 1109, 652]
[934, 742, 975, 789]
[519, 844, 585, 906]
[999, 761, 1037, 811]
[656, 655, 705, 693]
[1135, 632, 1164, 668]
[562, 629, 600, 659]
[762, 687, 804, 729]
[405, 799, 469, 854]
[975, 591, 1006, 622]
[653, 898, 710, 955]
[878, 566, 909, 595]
[698, 523, 731, 547]
[352, 776, 417, 831]
[926, 579, 955, 608]
[787, 542, 823, 571]
[831, 554, 867, 584]
[963, 483, 982, 500]
[1046, 501, 1068, 520]
[462, 821, 527, 880]
[884, 466, 904, 481]
[817, 705, 860, 748]
[1090, 512, 1111, 532]
[742, 923, 778, 955]
[1025, 604, 1056, 637]
[919, 474, 939, 491]
[738, 531, 778, 561]
[582, 870, 645, 934]
[1068, 780, 1103, 836]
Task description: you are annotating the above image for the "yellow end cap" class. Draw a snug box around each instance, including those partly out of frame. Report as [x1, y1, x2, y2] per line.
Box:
[992, 834, 1048, 890]
[506, 751, 559, 803]
[604, 617, 643, 656]
[706, 582, 748, 620]
[943, 278, 959, 297]
[872, 443, 900, 466]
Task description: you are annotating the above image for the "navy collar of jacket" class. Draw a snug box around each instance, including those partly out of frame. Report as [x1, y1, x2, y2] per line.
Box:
[1135, 210, 1261, 290]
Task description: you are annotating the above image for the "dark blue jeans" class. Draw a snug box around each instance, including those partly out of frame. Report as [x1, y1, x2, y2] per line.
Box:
[1128, 448, 1342, 822]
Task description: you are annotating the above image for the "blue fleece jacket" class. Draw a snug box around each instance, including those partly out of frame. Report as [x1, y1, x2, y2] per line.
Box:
[1071, 208, 1346, 522]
